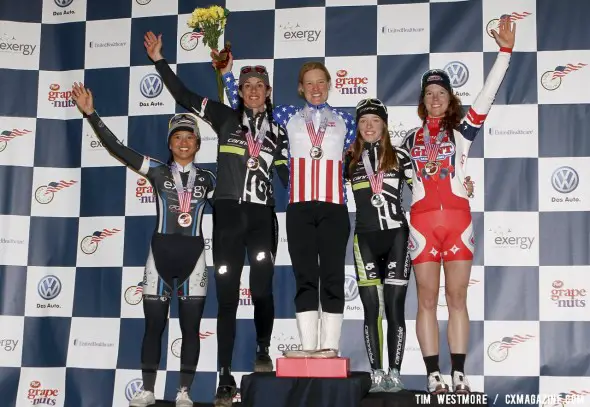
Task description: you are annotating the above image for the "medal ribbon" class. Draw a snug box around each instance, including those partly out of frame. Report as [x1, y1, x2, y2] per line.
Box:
[361, 150, 384, 194]
[171, 163, 197, 213]
[303, 106, 328, 148]
[423, 124, 445, 162]
[244, 114, 270, 159]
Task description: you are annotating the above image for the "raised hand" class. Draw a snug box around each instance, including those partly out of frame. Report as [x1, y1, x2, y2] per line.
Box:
[144, 31, 164, 62]
[210, 48, 233, 74]
[71, 82, 95, 116]
[490, 15, 516, 49]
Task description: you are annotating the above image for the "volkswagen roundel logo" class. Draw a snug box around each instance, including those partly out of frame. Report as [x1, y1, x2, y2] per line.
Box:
[54, 0, 74, 7]
[140, 73, 163, 98]
[444, 61, 469, 88]
[344, 275, 359, 302]
[125, 379, 144, 401]
[551, 166, 579, 194]
[37, 275, 62, 300]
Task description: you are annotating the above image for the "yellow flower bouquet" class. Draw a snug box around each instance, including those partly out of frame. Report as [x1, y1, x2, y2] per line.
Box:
[187, 5, 231, 102]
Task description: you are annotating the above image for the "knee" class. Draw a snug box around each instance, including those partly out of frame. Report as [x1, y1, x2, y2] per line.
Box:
[417, 286, 439, 312]
[445, 286, 468, 312]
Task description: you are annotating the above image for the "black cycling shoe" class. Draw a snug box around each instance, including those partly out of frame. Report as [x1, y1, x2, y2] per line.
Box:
[214, 384, 237, 407]
[254, 352, 273, 372]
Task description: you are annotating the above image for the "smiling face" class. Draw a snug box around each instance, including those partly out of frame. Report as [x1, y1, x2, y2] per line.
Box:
[357, 114, 385, 143]
[423, 84, 450, 118]
[298, 68, 330, 105]
[169, 130, 199, 163]
[239, 77, 271, 111]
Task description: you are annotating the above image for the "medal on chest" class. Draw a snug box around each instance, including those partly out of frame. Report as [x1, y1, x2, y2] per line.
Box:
[303, 106, 328, 160]
[170, 163, 197, 227]
[420, 124, 451, 179]
[244, 114, 269, 171]
[361, 150, 386, 208]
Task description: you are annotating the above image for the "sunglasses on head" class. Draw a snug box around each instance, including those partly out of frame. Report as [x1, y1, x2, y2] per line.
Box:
[168, 113, 198, 129]
[241, 65, 267, 74]
[356, 98, 386, 110]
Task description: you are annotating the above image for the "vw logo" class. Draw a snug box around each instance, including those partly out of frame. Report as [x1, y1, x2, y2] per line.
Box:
[444, 61, 469, 88]
[125, 379, 144, 401]
[54, 0, 73, 7]
[37, 275, 62, 300]
[551, 166, 579, 194]
[344, 275, 359, 302]
[140, 73, 163, 98]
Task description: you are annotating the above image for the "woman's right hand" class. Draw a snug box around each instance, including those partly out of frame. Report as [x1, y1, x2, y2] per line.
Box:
[211, 49, 233, 75]
[144, 31, 164, 62]
[71, 82, 95, 116]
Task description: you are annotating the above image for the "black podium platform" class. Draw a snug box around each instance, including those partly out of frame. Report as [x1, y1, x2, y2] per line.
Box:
[240, 371, 371, 407]
[151, 373, 489, 407]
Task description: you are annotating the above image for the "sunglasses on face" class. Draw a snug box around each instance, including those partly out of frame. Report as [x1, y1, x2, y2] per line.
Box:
[240, 65, 267, 74]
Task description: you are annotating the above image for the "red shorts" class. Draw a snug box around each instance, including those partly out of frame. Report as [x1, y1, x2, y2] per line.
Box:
[408, 209, 475, 264]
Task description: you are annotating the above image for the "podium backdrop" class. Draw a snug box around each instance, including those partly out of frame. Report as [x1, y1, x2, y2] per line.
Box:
[1, 0, 589, 406]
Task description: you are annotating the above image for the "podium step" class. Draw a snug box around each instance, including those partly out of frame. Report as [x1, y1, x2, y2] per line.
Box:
[276, 356, 350, 378]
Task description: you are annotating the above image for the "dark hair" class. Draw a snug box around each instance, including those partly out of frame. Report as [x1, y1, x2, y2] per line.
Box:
[417, 89, 463, 131]
[347, 124, 398, 179]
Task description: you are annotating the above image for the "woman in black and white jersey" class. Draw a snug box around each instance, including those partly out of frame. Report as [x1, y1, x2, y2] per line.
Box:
[345, 99, 474, 392]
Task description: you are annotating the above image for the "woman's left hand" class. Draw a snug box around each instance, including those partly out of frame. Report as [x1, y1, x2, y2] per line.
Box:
[491, 14, 516, 49]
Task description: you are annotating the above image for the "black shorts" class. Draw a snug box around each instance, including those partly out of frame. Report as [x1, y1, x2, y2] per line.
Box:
[352, 228, 411, 287]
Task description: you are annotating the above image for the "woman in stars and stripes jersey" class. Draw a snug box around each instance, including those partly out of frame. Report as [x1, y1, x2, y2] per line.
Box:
[221, 58, 356, 358]
[399, 16, 517, 394]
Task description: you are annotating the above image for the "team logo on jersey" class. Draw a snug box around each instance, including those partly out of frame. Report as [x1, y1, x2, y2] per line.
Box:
[410, 142, 455, 163]
[541, 63, 587, 91]
[37, 275, 62, 300]
[487, 334, 534, 362]
[444, 61, 469, 88]
[551, 166, 579, 193]
[80, 228, 122, 255]
[140, 73, 163, 98]
[34, 180, 77, 204]
[180, 32, 203, 51]
[0, 128, 31, 153]
[486, 12, 532, 38]
[125, 379, 144, 401]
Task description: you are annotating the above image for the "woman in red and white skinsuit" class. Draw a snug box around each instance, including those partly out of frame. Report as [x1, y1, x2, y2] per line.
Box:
[401, 16, 516, 394]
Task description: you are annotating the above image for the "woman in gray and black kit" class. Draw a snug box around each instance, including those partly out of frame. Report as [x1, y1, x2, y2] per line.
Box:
[72, 83, 215, 407]
[345, 99, 474, 392]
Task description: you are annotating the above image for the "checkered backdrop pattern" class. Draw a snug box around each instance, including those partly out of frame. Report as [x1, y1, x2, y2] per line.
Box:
[1, 0, 589, 406]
